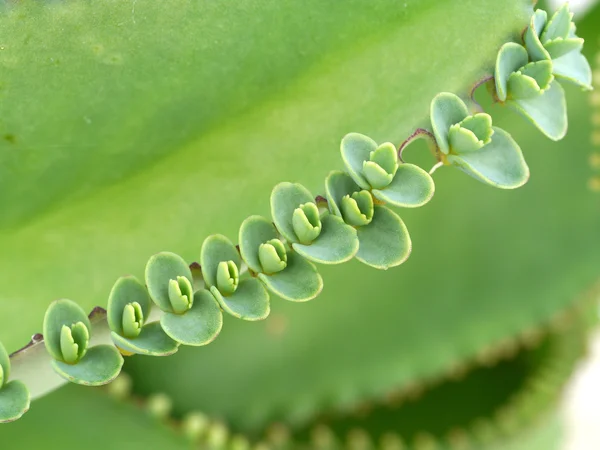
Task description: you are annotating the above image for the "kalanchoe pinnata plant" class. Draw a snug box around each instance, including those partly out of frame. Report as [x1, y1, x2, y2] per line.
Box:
[239, 215, 323, 302]
[430, 92, 530, 188]
[495, 42, 567, 140]
[145, 252, 223, 346]
[0, 3, 594, 430]
[0, 341, 29, 422]
[201, 234, 270, 320]
[270, 182, 359, 265]
[524, 3, 592, 90]
[108, 276, 179, 356]
[43, 299, 124, 385]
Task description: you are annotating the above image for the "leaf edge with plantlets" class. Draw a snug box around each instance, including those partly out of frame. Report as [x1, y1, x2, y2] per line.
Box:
[0, 3, 594, 433]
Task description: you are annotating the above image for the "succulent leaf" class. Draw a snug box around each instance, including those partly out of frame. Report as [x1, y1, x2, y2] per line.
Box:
[494, 43, 530, 102]
[258, 252, 323, 302]
[216, 261, 240, 296]
[292, 214, 359, 265]
[239, 215, 286, 275]
[51, 345, 123, 386]
[446, 127, 530, 189]
[121, 302, 144, 339]
[0, 380, 30, 423]
[110, 322, 179, 356]
[371, 164, 435, 208]
[552, 50, 592, 90]
[200, 234, 242, 291]
[59, 322, 89, 365]
[506, 80, 568, 141]
[159, 290, 223, 346]
[210, 279, 270, 321]
[507, 60, 554, 99]
[355, 205, 411, 269]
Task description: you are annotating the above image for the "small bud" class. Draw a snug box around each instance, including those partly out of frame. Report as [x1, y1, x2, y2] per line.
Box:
[182, 411, 210, 442]
[146, 392, 172, 420]
[507, 60, 553, 99]
[258, 239, 287, 274]
[230, 435, 251, 450]
[168, 276, 194, 314]
[362, 142, 398, 189]
[341, 190, 374, 226]
[0, 363, 4, 387]
[292, 202, 322, 244]
[448, 113, 494, 154]
[216, 260, 239, 295]
[59, 321, 89, 364]
[122, 301, 144, 338]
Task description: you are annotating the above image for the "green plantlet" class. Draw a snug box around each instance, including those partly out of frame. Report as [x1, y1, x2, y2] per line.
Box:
[341, 133, 435, 208]
[201, 234, 270, 320]
[239, 215, 323, 302]
[430, 92, 529, 188]
[216, 260, 240, 296]
[524, 4, 591, 89]
[107, 276, 179, 356]
[362, 142, 398, 189]
[326, 171, 411, 269]
[0, 341, 30, 423]
[271, 182, 359, 265]
[43, 299, 123, 385]
[340, 190, 374, 227]
[146, 252, 222, 346]
[258, 239, 287, 275]
[495, 43, 567, 140]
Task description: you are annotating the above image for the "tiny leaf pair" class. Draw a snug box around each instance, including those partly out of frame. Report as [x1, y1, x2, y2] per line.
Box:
[271, 182, 359, 265]
[43, 299, 124, 386]
[495, 42, 567, 141]
[201, 235, 270, 321]
[108, 276, 179, 356]
[146, 252, 223, 345]
[524, 4, 591, 90]
[430, 93, 529, 188]
[240, 215, 323, 302]
[0, 341, 30, 422]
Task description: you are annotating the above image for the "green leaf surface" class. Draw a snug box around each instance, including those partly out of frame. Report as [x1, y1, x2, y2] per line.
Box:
[541, 4, 571, 42]
[430, 93, 470, 154]
[258, 252, 323, 302]
[292, 214, 359, 265]
[239, 216, 281, 275]
[507, 80, 568, 141]
[145, 252, 193, 313]
[524, 9, 550, 61]
[340, 133, 378, 189]
[552, 51, 593, 90]
[355, 205, 411, 270]
[111, 322, 179, 356]
[43, 299, 91, 362]
[372, 164, 435, 208]
[51, 345, 123, 386]
[200, 235, 242, 289]
[210, 279, 270, 321]
[447, 127, 530, 189]
[495, 43, 530, 102]
[0, 380, 30, 423]
[325, 170, 362, 217]
[544, 37, 583, 59]
[107, 276, 152, 337]
[159, 290, 223, 346]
